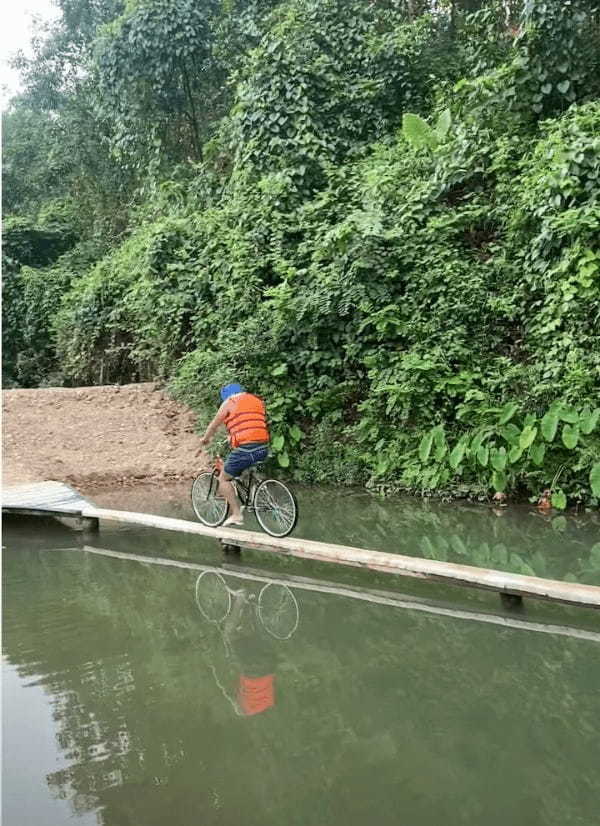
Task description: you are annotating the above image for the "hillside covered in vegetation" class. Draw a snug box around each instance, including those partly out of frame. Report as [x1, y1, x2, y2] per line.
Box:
[3, 0, 600, 504]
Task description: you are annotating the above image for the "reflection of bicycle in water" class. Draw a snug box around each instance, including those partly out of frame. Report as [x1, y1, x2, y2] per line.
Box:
[195, 570, 300, 716]
[195, 570, 299, 640]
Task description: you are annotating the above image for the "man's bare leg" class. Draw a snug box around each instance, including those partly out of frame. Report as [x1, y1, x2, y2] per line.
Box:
[219, 471, 243, 523]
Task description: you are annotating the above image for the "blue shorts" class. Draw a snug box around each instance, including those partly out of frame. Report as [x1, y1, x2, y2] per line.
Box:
[224, 443, 269, 478]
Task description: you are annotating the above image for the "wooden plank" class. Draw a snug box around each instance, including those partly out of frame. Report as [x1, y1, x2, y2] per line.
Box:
[78, 544, 600, 644]
[80, 505, 600, 609]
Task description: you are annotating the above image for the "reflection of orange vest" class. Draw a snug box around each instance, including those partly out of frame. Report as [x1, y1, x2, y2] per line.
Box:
[224, 393, 269, 448]
[238, 674, 275, 716]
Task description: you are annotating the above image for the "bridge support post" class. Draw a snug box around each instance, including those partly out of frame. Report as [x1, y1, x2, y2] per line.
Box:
[500, 592, 523, 609]
[73, 516, 99, 532]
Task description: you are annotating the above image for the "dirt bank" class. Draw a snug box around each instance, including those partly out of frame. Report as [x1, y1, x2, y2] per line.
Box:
[2, 383, 205, 488]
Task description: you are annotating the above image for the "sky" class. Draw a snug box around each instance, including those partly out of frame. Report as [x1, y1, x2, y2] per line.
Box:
[1, 0, 60, 107]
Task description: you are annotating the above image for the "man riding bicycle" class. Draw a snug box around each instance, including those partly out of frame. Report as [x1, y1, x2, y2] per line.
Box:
[197, 383, 270, 527]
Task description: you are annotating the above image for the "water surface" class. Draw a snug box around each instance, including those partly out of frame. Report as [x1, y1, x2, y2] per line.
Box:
[3, 489, 600, 825]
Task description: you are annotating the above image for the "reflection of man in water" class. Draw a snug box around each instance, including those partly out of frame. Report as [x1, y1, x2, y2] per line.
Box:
[238, 676, 274, 716]
[221, 584, 277, 716]
[229, 590, 277, 716]
[235, 614, 276, 716]
[197, 577, 288, 717]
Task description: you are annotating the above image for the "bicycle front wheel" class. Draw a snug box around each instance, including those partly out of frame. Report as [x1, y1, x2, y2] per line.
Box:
[254, 479, 298, 537]
[195, 571, 231, 623]
[191, 472, 228, 527]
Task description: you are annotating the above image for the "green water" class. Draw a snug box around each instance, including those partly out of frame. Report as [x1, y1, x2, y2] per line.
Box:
[3, 488, 600, 825]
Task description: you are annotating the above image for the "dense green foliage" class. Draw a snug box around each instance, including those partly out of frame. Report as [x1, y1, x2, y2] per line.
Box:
[3, 0, 600, 504]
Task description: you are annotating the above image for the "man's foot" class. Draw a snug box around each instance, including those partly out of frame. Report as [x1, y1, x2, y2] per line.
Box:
[223, 514, 244, 527]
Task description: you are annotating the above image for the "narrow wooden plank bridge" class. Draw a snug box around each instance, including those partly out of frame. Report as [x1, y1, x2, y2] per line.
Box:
[4, 481, 600, 610]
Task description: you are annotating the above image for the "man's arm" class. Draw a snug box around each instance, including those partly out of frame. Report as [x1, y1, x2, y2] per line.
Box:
[197, 402, 228, 450]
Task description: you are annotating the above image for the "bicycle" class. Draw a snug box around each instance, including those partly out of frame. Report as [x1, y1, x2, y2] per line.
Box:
[191, 454, 299, 538]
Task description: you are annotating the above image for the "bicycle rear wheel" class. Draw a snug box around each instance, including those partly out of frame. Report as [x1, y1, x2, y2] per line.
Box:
[254, 479, 298, 537]
[191, 471, 229, 527]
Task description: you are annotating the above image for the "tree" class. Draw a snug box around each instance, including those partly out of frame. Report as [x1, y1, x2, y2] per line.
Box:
[94, 0, 223, 170]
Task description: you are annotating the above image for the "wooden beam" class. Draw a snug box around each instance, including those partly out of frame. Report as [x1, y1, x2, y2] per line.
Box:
[80, 505, 600, 610]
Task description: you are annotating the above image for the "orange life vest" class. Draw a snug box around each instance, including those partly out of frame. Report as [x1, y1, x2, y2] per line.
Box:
[224, 393, 269, 448]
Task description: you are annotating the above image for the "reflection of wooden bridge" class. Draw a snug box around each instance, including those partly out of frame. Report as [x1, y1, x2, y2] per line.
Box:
[79, 545, 600, 644]
[4, 480, 600, 611]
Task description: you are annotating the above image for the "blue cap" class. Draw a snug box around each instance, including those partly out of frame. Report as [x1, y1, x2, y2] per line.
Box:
[220, 383, 245, 401]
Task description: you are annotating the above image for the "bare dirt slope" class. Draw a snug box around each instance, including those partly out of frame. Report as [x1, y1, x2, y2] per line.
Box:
[2, 383, 205, 488]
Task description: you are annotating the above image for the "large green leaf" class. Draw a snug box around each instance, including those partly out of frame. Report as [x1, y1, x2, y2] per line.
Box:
[435, 108, 451, 139]
[490, 447, 507, 471]
[271, 434, 284, 452]
[402, 113, 438, 150]
[289, 425, 303, 443]
[590, 463, 600, 497]
[470, 429, 487, 454]
[551, 489, 566, 509]
[530, 443, 546, 466]
[271, 363, 287, 376]
[498, 402, 518, 425]
[419, 430, 434, 463]
[558, 404, 578, 424]
[427, 426, 446, 461]
[500, 424, 520, 445]
[580, 407, 600, 435]
[509, 445, 523, 464]
[561, 424, 579, 449]
[375, 455, 390, 476]
[541, 410, 559, 442]
[519, 425, 537, 449]
[477, 444, 489, 467]
[432, 425, 445, 446]
[277, 451, 290, 468]
[492, 470, 507, 492]
[434, 437, 447, 462]
[448, 441, 466, 470]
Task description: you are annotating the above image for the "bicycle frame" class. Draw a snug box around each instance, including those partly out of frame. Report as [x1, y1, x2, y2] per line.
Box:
[205, 467, 258, 511]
